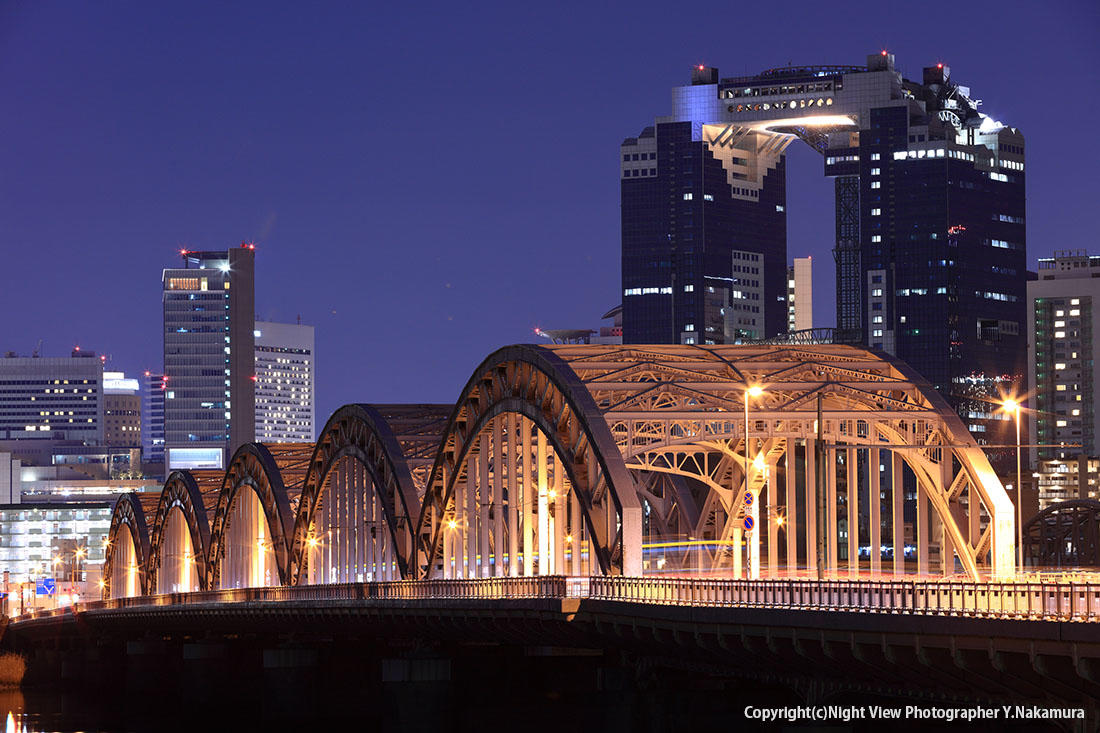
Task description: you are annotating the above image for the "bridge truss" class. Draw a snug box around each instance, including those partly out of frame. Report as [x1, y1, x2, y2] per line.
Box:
[103, 345, 1016, 599]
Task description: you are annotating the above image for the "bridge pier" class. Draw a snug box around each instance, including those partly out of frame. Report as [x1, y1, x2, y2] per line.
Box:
[262, 645, 320, 718]
[125, 639, 177, 696]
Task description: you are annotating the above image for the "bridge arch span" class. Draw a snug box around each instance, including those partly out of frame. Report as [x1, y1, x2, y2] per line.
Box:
[148, 471, 211, 594]
[290, 404, 424, 584]
[208, 444, 295, 589]
[104, 493, 153, 598]
[416, 345, 643, 579]
[1023, 499, 1100, 568]
[539, 344, 1016, 579]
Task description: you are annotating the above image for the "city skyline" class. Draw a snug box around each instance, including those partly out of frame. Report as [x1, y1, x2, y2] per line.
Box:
[1, 2, 1096, 424]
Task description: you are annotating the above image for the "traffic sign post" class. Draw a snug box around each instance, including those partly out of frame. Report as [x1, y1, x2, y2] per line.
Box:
[36, 578, 55, 596]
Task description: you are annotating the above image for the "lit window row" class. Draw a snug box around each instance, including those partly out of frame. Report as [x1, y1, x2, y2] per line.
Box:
[623, 287, 673, 296]
[893, 149, 945, 160]
[732, 98, 833, 113]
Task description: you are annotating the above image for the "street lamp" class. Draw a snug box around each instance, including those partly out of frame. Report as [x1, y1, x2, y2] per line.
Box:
[743, 384, 764, 578]
[1002, 398, 1023, 571]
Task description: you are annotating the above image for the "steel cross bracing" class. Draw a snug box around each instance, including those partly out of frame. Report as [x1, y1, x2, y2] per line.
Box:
[102, 345, 1018, 602]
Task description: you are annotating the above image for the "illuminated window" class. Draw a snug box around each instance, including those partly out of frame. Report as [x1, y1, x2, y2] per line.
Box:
[871, 168, 880, 176]
[871, 235, 881, 242]
[683, 285, 694, 292]
[1056, 420, 1068, 427]
[872, 329, 883, 337]
[1055, 363, 1066, 370]
[870, 153, 880, 161]
[871, 288, 882, 297]
[871, 208, 881, 216]
[871, 181, 881, 189]
[683, 193, 693, 200]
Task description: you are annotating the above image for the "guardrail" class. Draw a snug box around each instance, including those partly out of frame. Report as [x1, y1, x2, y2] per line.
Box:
[586, 577, 1100, 621]
[15, 576, 1100, 623]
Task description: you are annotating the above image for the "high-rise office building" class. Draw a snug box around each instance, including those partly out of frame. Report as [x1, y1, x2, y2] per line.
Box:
[1028, 251, 1100, 468]
[102, 372, 141, 448]
[140, 372, 165, 466]
[787, 256, 813, 333]
[0, 352, 104, 443]
[162, 246, 255, 470]
[621, 53, 1026, 441]
[254, 321, 315, 443]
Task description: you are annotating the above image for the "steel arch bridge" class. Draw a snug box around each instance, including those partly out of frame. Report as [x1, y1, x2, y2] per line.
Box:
[102, 344, 1017, 599]
[1022, 499, 1100, 568]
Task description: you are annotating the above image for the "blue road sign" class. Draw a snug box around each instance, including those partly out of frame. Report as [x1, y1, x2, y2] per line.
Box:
[36, 578, 55, 596]
[743, 516, 755, 531]
[744, 492, 754, 506]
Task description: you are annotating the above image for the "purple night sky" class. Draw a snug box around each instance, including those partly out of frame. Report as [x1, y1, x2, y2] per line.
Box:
[1, 2, 1096, 425]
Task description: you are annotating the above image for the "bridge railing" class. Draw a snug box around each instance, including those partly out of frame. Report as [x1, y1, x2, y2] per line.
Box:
[586, 577, 1100, 621]
[15, 577, 1100, 623]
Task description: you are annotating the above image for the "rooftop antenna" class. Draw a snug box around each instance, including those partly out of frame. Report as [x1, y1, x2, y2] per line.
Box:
[32, 339, 42, 358]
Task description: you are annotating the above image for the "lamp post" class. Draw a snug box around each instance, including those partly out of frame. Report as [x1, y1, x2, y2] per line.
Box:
[1002, 399, 1023, 572]
[743, 384, 764, 579]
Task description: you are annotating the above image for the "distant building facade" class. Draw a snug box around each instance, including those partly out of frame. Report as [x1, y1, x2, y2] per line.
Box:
[103, 372, 141, 448]
[0, 352, 104, 443]
[1034, 455, 1099, 511]
[722, 250, 765, 342]
[787, 256, 813, 333]
[1027, 251, 1100, 465]
[140, 372, 165, 466]
[162, 246, 255, 470]
[254, 321, 315, 443]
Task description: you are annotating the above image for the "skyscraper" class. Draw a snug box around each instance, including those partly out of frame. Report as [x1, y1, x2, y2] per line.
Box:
[140, 372, 165, 466]
[622, 53, 1025, 439]
[787, 256, 813, 333]
[1028, 251, 1100, 467]
[254, 320, 315, 443]
[162, 246, 255, 470]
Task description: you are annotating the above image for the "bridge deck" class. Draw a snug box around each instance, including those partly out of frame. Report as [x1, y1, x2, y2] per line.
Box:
[16, 576, 1100, 624]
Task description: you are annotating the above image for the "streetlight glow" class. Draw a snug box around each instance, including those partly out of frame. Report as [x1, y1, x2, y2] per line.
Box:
[1001, 396, 1024, 573]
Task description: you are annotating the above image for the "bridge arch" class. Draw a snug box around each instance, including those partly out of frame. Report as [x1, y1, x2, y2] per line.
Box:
[148, 471, 210, 594]
[208, 444, 295, 589]
[1022, 499, 1100, 568]
[541, 344, 1015, 580]
[290, 404, 422, 584]
[103, 493, 152, 599]
[416, 345, 643, 578]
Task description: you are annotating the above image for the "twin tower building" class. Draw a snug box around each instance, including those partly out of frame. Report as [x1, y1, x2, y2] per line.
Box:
[621, 52, 1026, 441]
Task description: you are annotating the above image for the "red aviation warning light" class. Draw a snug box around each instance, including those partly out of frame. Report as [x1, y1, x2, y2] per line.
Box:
[881, 50, 888, 56]
[937, 63, 944, 69]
